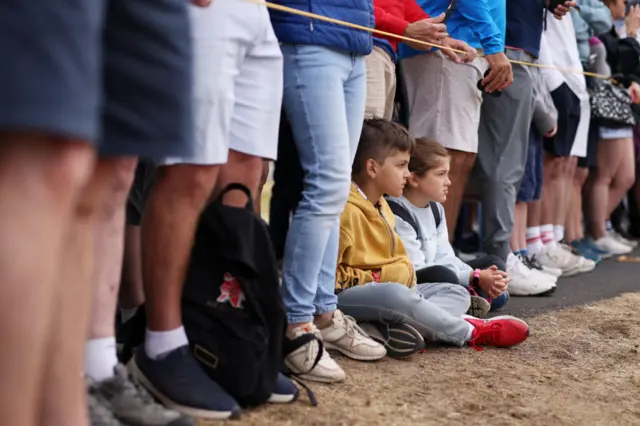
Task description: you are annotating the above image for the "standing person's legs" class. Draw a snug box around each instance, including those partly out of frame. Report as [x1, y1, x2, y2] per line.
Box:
[135, 0, 285, 418]
[402, 51, 487, 240]
[0, 136, 95, 426]
[269, 114, 303, 261]
[474, 58, 534, 261]
[364, 46, 396, 121]
[280, 45, 383, 382]
[566, 165, 589, 244]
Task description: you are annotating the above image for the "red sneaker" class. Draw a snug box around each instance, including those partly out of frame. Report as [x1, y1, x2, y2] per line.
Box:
[465, 315, 529, 351]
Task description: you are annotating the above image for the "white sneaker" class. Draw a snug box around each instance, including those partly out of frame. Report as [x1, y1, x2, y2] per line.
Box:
[525, 254, 562, 278]
[609, 230, 638, 248]
[320, 310, 387, 361]
[537, 246, 582, 277]
[593, 235, 633, 255]
[285, 324, 346, 383]
[506, 253, 556, 296]
[559, 245, 596, 274]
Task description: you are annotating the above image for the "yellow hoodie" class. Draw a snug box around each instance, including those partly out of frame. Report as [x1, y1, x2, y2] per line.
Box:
[336, 183, 416, 291]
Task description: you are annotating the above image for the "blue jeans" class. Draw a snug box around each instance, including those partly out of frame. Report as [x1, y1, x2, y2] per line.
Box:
[280, 44, 366, 324]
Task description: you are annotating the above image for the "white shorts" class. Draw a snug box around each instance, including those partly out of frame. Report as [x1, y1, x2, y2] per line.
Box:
[570, 89, 591, 158]
[161, 0, 283, 165]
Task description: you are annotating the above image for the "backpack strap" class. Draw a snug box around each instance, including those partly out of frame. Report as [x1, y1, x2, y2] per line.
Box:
[386, 200, 422, 240]
[213, 183, 254, 211]
[430, 203, 442, 229]
[283, 334, 322, 406]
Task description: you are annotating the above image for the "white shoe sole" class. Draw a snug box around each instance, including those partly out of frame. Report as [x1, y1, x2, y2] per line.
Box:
[323, 341, 386, 361]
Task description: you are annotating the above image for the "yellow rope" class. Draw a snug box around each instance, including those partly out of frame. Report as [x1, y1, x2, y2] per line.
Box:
[244, 0, 612, 80]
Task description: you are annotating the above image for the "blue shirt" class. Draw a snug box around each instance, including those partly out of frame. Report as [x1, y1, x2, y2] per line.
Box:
[399, 0, 505, 59]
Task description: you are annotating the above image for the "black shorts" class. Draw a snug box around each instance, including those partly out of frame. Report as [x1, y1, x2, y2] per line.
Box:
[544, 83, 581, 157]
[577, 119, 600, 168]
[0, 0, 193, 160]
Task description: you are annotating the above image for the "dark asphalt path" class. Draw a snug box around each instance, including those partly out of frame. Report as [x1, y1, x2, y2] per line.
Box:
[495, 249, 640, 318]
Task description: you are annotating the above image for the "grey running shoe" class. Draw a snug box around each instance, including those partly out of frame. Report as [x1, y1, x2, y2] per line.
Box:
[87, 381, 126, 426]
[92, 364, 194, 426]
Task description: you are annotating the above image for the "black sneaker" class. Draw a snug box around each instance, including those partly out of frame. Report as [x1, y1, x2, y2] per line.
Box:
[93, 364, 194, 426]
[359, 322, 425, 359]
[129, 346, 241, 420]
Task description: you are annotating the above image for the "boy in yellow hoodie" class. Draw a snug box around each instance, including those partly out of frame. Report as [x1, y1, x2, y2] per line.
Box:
[336, 119, 530, 358]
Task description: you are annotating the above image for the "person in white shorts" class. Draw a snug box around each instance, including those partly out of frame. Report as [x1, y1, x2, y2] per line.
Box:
[130, 0, 293, 419]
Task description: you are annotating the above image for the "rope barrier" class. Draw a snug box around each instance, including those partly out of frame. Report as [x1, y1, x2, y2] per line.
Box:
[244, 0, 612, 80]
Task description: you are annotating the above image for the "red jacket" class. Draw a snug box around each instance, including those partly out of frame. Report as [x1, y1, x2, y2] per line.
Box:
[374, 0, 430, 51]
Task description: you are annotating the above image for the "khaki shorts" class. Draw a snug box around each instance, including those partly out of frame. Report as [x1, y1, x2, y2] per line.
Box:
[364, 46, 396, 121]
[401, 51, 488, 153]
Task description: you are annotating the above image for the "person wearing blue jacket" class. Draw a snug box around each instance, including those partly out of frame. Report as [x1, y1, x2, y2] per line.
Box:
[398, 0, 514, 244]
[269, 0, 387, 384]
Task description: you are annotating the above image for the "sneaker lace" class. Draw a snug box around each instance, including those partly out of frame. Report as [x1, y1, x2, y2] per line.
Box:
[118, 368, 164, 408]
[525, 255, 543, 270]
[343, 315, 370, 340]
[468, 322, 503, 352]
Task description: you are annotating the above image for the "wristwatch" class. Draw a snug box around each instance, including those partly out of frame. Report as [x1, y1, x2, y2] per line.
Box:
[472, 269, 481, 287]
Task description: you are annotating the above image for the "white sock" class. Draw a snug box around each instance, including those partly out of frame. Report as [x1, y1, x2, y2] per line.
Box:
[540, 224, 557, 250]
[526, 226, 543, 256]
[145, 326, 189, 360]
[120, 306, 138, 323]
[464, 322, 475, 342]
[554, 225, 565, 243]
[84, 337, 118, 382]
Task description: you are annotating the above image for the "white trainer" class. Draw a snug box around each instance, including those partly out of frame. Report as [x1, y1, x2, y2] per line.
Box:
[537, 246, 582, 277]
[320, 310, 387, 361]
[593, 235, 632, 255]
[285, 323, 346, 384]
[609, 230, 638, 248]
[506, 253, 556, 296]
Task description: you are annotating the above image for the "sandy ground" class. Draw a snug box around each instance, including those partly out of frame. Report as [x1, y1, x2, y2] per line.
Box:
[199, 293, 640, 426]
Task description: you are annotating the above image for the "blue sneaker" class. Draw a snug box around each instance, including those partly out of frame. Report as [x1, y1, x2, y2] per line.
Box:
[572, 239, 608, 261]
[267, 374, 299, 404]
[129, 346, 241, 420]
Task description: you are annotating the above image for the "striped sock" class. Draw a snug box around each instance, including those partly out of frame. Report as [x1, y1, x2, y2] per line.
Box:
[540, 224, 558, 250]
[526, 226, 544, 255]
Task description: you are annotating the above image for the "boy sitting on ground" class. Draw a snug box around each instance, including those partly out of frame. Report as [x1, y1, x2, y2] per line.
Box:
[335, 118, 530, 358]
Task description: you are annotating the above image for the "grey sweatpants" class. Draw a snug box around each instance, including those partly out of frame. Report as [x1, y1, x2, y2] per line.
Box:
[472, 50, 536, 261]
[337, 282, 473, 347]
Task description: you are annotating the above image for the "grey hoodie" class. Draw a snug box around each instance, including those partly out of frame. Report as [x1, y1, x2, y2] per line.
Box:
[389, 196, 472, 286]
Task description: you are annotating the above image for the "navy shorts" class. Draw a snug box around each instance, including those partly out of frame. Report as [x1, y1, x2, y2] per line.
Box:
[544, 83, 581, 158]
[0, 0, 193, 160]
[517, 127, 543, 203]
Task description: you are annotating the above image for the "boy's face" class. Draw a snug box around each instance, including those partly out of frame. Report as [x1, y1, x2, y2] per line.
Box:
[409, 156, 451, 203]
[369, 149, 411, 198]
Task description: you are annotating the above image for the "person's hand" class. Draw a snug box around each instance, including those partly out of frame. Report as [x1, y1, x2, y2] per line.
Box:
[544, 124, 558, 138]
[473, 266, 508, 299]
[404, 14, 449, 50]
[553, 1, 576, 20]
[440, 37, 478, 63]
[626, 5, 640, 36]
[192, 0, 213, 6]
[483, 52, 513, 92]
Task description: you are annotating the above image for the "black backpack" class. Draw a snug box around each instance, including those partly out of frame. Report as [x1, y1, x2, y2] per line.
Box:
[386, 199, 441, 240]
[181, 183, 288, 407]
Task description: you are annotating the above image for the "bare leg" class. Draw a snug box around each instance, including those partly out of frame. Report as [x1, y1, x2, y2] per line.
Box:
[41, 156, 132, 426]
[527, 200, 542, 228]
[0, 134, 94, 426]
[607, 138, 635, 217]
[89, 158, 138, 340]
[541, 155, 563, 229]
[586, 139, 625, 239]
[216, 150, 265, 208]
[142, 164, 220, 332]
[566, 166, 589, 243]
[254, 160, 271, 215]
[510, 202, 527, 251]
[442, 149, 476, 241]
[119, 225, 145, 309]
